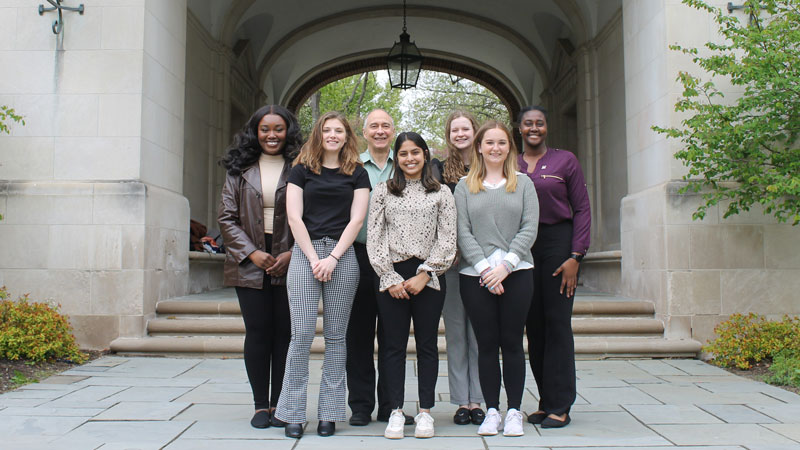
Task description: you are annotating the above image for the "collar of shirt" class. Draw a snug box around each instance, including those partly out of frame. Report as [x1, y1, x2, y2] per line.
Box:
[360, 149, 394, 183]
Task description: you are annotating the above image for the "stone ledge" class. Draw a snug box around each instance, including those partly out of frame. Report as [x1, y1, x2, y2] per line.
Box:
[188, 251, 225, 261]
[584, 250, 622, 263]
[111, 335, 700, 358]
[146, 317, 664, 337]
[156, 298, 657, 316]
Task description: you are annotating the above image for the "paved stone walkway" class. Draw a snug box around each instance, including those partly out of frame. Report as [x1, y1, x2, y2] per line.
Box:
[1, 356, 799, 449]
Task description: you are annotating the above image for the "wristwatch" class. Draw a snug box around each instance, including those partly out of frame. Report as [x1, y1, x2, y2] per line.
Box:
[569, 253, 584, 263]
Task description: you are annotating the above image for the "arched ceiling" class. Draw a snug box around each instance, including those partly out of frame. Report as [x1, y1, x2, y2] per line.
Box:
[187, 0, 621, 106]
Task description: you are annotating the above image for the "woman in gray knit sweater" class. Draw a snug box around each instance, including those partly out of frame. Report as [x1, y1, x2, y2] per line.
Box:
[454, 121, 539, 437]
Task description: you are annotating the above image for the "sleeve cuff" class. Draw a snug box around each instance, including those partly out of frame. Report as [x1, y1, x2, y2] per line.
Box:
[473, 258, 490, 274]
[378, 271, 405, 292]
[238, 243, 258, 264]
[503, 252, 520, 268]
[416, 264, 442, 291]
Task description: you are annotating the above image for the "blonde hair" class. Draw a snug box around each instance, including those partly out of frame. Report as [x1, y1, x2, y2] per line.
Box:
[465, 120, 519, 194]
[294, 111, 362, 175]
[442, 110, 480, 185]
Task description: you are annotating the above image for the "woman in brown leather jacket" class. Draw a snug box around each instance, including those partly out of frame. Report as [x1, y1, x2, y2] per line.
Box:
[218, 104, 303, 429]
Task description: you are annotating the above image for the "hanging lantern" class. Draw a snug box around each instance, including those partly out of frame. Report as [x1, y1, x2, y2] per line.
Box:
[387, 0, 423, 89]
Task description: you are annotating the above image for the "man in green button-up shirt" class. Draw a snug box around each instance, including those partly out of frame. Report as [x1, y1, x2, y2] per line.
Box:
[347, 108, 406, 427]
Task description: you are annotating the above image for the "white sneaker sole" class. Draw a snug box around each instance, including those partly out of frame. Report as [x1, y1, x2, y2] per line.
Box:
[384, 429, 404, 439]
[415, 429, 434, 438]
[503, 429, 524, 437]
[478, 428, 499, 436]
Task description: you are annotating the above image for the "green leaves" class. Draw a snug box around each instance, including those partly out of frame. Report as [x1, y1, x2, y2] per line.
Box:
[652, 0, 800, 225]
[764, 349, 800, 387]
[704, 313, 800, 369]
[297, 72, 403, 139]
[654, 0, 800, 225]
[0, 287, 87, 364]
[400, 71, 508, 150]
[0, 105, 24, 135]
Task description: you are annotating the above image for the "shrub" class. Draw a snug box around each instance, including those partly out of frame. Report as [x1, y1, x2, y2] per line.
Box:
[703, 313, 800, 369]
[764, 349, 800, 388]
[0, 287, 87, 363]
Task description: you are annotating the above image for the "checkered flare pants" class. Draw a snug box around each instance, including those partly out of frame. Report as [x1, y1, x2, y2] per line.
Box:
[275, 237, 359, 424]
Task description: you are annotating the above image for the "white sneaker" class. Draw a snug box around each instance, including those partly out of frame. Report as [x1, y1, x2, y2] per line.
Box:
[414, 411, 434, 438]
[503, 408, 524, 436]
[384, 409, 405, 439]
[477, 407, 503, 436]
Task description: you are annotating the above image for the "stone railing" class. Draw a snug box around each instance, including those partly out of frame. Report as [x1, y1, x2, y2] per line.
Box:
[579, 250, 622, 294]
[188, 251, 225, 294]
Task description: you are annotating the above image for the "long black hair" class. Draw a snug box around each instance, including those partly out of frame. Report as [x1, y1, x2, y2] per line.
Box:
[220, 105, 303, 175]
[386, 131, 441, 196]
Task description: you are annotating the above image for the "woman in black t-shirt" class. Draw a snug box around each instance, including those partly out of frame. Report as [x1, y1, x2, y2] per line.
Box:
[274, 111, 371, 439]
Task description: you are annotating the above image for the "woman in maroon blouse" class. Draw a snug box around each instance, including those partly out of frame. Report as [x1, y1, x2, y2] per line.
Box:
[517, 106, 590, 428]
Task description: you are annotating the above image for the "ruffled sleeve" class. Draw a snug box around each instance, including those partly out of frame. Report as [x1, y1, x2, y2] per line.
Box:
[366, 183, 404, 291]
[417, 186, 457, 290]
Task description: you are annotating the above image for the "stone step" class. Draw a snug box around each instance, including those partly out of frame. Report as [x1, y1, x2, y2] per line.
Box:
[125, 289, 690, 358]
[110, 335, 700, 358]
[156, 299, 655, 318]
[147, 316, 663, 337]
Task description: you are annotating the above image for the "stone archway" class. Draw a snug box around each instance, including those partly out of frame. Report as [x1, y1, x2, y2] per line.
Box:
[283, 55, 522, 122]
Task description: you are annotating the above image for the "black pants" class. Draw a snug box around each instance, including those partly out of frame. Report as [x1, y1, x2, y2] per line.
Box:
[460, 269, 532, 410]
[346, 242, 389, 416]
[235, 234, 291, 410]
[377, 258, 445, 410]
[526, 221, 576, 416]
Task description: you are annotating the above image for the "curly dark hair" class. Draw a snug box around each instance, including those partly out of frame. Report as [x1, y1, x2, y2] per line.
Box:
[220, 105, 303, 175]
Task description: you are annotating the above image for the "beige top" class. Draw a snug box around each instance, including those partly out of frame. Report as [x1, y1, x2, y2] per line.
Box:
[367, 179, 457, 292]
[258, 152, 285, 234]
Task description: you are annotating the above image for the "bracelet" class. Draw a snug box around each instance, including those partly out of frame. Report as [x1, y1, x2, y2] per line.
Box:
[329, 253, 340, 262]
[501, 261, 513, 274]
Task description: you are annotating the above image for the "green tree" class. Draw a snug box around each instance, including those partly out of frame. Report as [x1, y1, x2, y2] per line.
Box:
[0, 105, 24, 135]
[653, 0, 800, 225]
[401, 71, 508, 152]
[297, 71, 403, 141]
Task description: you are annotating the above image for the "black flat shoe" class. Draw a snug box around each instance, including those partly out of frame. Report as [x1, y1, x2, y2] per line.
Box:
[527, 411, 546, 425]
[270, 415, 287, 427]
[317, 421, 335, 437]
[541, 414, 571, 428]
[349, 412, 371, 426]
[470, 408, 486, 425]
[285, 423, 304, 438]
[250, 410, 270, 429]
[453, 407, 471, 425]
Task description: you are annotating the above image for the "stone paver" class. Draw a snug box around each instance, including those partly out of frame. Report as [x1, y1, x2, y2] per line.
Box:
[651, 423, 799, 446]
[0, 356, 798, 449]
[698, 404, 779, 424]
[92, 400, 191, 420]
[623, 404, 723, 424]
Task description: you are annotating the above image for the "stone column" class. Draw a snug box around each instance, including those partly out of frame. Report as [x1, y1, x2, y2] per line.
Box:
[0, 0, 189, 348]
[621, 0, 800, 344]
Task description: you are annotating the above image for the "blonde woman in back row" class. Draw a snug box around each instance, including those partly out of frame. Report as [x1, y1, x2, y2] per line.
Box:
[431, 110, 486, 426]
